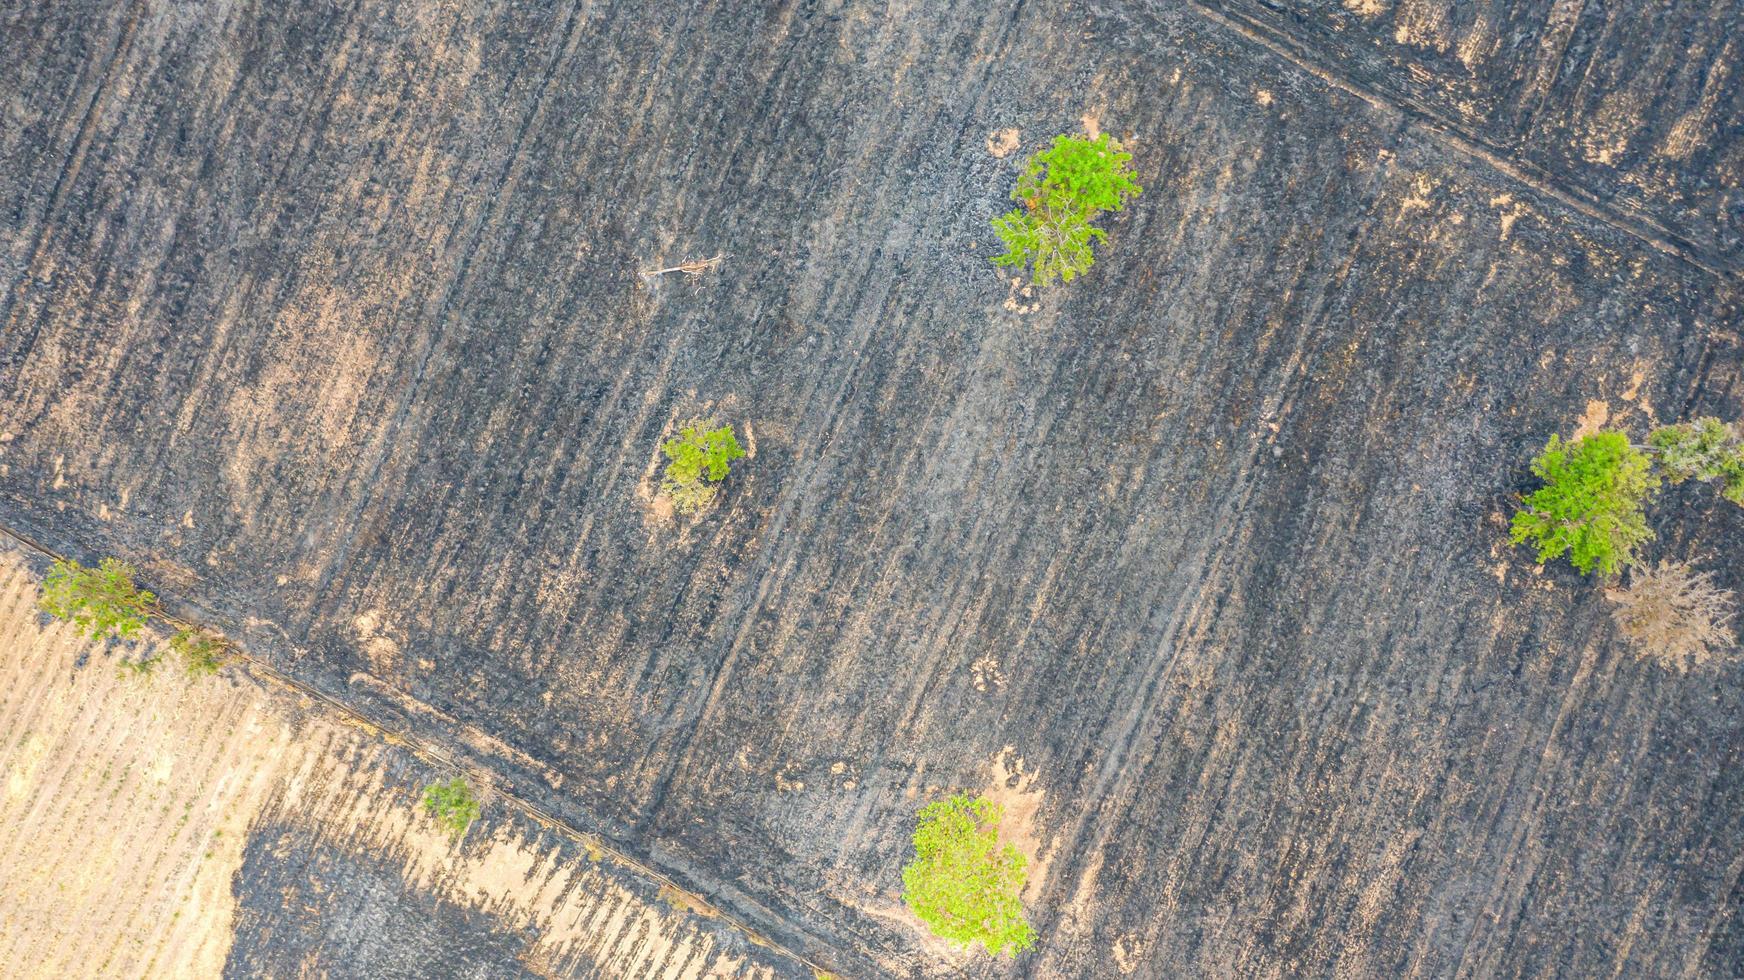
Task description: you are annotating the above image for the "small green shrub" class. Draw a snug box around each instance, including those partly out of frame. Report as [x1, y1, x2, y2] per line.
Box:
[170, 628, 228, 678]
[38, 557, 157, 640]
[422, 777, 481, 837]
[1648, 417, 1744, 505]
[901, 793, 1035, 957]
[115, 653, 163, 680]
[991, 133, 1142, 287]
[1510, 432, 1657, 576]
[660, 419, 745, 515]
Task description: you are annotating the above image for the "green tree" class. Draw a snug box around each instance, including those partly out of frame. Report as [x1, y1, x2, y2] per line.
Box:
[38, 557, 157, 640]
[992, 133, 1142, 287]
[1510, 432, 1657, 576]
[1648, 417, 1744, 506]
[901, 793, 1035, 957]
[422, 777, 481, 838]
[661, 419, 745, 515]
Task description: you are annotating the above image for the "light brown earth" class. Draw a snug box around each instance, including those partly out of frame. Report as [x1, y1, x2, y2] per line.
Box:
[0, 542, 804, 979]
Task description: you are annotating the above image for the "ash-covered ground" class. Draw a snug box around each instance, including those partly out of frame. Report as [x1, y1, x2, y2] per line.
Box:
[2, 1, 1741, 976]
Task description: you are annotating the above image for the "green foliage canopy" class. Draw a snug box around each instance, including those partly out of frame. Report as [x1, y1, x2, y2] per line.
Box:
[991, 133, 1142, 287]
[660, 420, 745, 515]
[1510, 432, 1657, 576]
[38, 557, 157, 640]
[901, 793, 1035, 957]
[422, 777, 481, 838]
[1649, 417, 1744, 506]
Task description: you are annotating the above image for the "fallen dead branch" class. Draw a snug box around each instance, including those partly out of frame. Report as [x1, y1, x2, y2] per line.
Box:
[640, 254, 724, 283]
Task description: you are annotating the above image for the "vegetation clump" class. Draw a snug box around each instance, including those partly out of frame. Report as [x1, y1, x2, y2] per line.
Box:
[422, 777, 481, 837]
[658, 884, 712, 916]
[1606, 560, 1737, 671]
[38, 557, 157, 640]
[1508, 419, 1744, 670]
[901, 793, 1035, 957]
[1648, 417, 1744, 505]
[660, 419, 745, 515]
[114, 652, 163, 679]
[1509, 432, 1657, 576]
[170, 628, 229, 677]
[991, 133, 1142, 287]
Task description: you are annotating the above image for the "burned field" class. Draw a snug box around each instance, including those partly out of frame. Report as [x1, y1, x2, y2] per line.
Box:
[2, 1, 1743, 977]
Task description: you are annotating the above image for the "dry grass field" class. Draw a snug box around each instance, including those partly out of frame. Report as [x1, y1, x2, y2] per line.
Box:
[0, 541, 805, 978]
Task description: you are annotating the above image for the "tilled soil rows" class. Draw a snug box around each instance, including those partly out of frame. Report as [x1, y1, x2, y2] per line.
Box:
[2, 2, 1741, 977]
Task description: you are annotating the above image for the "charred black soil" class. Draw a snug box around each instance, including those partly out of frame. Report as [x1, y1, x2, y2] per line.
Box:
[2, 1, 1742, 977]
